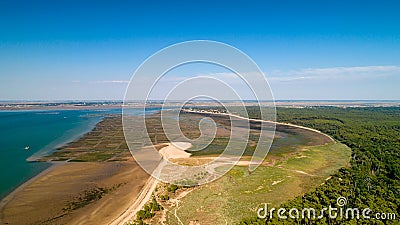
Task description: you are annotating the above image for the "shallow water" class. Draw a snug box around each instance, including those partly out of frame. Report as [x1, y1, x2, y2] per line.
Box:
[0, 107, 162, 199]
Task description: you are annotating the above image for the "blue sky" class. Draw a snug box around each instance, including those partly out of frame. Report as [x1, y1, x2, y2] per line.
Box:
[0, 0, 399, 100]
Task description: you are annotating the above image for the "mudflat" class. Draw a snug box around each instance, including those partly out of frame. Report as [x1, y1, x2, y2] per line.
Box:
[0, 161, 149, 225]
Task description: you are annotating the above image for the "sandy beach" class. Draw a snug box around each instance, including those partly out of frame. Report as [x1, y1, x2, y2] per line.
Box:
[111, 142, 193, 225]
[159, 142, 192, 160]
[0, 161, 149, 225]
[0, 110, 335, 224]
[0, 140, 195, 225]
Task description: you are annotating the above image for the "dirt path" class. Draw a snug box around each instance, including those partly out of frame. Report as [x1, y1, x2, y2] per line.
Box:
[111, 142, 192, 225]
[109, 176, 159, 225]
[170, 189, 194, 225]
[111, 110, 335, 224]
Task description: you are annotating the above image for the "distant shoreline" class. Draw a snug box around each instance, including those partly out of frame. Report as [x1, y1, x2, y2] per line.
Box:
[0, 100, 399, 111]
[1, 106, 342, 223]
[0, 112, 147, 224]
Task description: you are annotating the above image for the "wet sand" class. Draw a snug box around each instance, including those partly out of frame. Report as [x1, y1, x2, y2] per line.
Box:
[0, 109, 336, 224]
[0, 161, 149, 225]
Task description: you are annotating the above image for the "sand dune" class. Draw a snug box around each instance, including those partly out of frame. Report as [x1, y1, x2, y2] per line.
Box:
[159, 142, 192, 159]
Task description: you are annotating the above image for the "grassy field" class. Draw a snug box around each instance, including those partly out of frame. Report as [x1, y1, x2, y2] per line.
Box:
[36, 110, 351, 225]
[165, 142, 351, 224]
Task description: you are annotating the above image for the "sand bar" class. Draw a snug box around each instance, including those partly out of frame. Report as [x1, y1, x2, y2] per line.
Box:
[159, 142, 192, 159]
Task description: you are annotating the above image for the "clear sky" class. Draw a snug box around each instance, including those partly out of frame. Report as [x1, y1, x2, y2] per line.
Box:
[0, 0, 399, 100]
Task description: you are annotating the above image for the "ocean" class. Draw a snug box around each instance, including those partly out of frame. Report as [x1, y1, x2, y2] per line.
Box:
[0, 108, 161, 199]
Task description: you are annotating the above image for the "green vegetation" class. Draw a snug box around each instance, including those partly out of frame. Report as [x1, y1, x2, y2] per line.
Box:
[240, 106, 400, 224]
[128, 220, 148, 225]
[166, 142, 350, 224]
[63, 186, 110, 211]
[134, 196, 163, 225]
[183, 110, 331, 157]
[62, 183, 124, 212]
[167, 184, 179, 193]
[39, 115, 132, 162]
[159, 194, 170, 201]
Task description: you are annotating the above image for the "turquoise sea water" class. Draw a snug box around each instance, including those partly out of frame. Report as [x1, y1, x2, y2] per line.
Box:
[0, 108, 161, 199]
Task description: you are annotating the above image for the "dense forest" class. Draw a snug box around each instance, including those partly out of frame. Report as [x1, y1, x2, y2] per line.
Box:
[238, 107, 400, 224]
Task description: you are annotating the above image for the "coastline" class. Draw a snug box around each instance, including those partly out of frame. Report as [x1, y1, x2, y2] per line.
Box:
[110, 142, 193, 225]
[121, 110, 344, 224]
[0, 107, 159, 201]
[0, 108, 338, 224]
[0, 140, 193, 225]
[0, 110, 160, 224]
[0, 161, 150, 225]
[0, 114, 111, 223]
[0, 109, 122, 200]
[0, 162, 60, 223]
[26, 116, 103, 162]
[183, 109, 336, 142]
[1, 100, 399, 112]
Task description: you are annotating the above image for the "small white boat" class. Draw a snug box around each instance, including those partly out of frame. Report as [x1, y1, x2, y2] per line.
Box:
[24, 146, 30, 151]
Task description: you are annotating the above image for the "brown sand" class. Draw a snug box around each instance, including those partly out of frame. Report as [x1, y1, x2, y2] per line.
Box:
[159, 142, 192, 160]
[0, 161, 149, 225]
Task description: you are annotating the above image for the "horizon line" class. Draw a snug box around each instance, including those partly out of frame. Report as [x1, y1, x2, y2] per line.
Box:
[1, 99, 400, 103]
